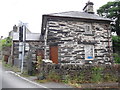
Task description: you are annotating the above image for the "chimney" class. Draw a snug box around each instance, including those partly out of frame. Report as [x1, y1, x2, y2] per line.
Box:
[83, 1, 94, 14]
[13, 25, 18, 32]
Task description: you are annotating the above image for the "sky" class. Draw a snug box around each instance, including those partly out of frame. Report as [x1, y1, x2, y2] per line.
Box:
[0, 0, 115, 38]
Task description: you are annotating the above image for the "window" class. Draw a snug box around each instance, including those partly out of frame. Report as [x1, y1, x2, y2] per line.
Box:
[85, 25, 92, 34]
[85, 45, 94, 60]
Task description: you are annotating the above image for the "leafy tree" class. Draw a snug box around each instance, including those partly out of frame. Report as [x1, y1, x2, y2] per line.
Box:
[112, 36, 120, 63]
[112, 36, 120, 53]
[97, 1, 120, 36]
[1, 37, 12, 49]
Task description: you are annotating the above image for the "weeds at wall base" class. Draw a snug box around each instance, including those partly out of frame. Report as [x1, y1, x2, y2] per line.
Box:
[2, 60, 20, 72]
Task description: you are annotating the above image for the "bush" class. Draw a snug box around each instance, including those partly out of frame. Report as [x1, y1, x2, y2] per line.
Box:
[112, 36, 120, 54]
[47, 71, 61, 82]
[112, 36, 120, 64]
[103, 74, 117, 82]
[74, 72, 85, 84]
[91, 67, 103, 83]
[62, 75, 71, 84]
[113, 53, 120, 63]
[1, 37, 12, 48]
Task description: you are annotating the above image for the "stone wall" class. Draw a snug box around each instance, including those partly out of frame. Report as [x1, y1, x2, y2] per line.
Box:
[45, 19, 113, 64]
[2, 46, 11, 63]
[40, 62, 119, 83]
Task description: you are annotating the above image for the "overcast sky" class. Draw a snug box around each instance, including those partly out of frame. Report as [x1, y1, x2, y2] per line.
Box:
[0, 0, 115, 38]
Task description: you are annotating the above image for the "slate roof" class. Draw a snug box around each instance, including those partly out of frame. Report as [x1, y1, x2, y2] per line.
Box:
[44, 11, 112, 22]
[13, 33, 40, 41]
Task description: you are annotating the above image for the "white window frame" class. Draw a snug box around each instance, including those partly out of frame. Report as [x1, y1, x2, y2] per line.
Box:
[85, 45, 94, 60]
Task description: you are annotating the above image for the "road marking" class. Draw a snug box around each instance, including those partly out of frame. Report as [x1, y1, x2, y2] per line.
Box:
[5, 71, 52, 90]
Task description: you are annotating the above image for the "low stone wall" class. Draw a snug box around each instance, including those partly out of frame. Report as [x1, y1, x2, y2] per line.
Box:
[39, 63, 120, 83]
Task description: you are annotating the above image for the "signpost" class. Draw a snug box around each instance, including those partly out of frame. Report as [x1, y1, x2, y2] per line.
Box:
[19, 23, 26, 73]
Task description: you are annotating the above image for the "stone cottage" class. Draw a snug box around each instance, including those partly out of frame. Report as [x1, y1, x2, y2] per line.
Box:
[40, 1, 113, 64]
[10, 25, 42, 68]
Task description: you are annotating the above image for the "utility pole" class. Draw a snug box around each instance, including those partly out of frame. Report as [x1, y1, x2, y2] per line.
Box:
[19, 23, 26, 73]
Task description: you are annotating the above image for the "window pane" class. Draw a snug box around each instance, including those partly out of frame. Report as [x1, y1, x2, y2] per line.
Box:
[85, 45, 94, 60]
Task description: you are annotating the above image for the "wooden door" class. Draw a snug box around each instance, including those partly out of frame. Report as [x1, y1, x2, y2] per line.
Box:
[49, 46, 58, 64]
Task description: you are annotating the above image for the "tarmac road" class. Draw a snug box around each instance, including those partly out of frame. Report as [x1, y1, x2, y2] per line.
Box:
[0, 63, 51, 90]
[0, 61, 73, 90]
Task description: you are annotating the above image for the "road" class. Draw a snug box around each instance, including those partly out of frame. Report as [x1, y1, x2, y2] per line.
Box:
[0, 62, 73, 90]
[0, 62, 51, 90]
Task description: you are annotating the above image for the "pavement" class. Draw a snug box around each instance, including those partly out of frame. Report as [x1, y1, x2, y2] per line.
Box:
[16, 71, 120, 89]
[80, 82, 119, 89]
[17, 73, 73, 88]
[0, 60, 73, 89]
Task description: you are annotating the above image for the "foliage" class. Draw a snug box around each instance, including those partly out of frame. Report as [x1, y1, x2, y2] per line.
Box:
[36, 56, 45, 79]
[2, 60, 12, 69]
[62, 75, 71, 84]
[47, 71, 61, 82]
[62, 72, 85, 84]
[112, 36, 120, 53]
[1, 37, 12, 49]
[20, 71, 30, 77]
[36, 56, 42, 70]
[74, 72, 85, 84]
[103, 73, 118, 82]
[2, 60, 20, 72]
[35, 79, 48, 83]
[35, 65, 119, 88]
[97, 1, 120, 36]
[112, 36, 120, 63]
[112, 36, 120, 42]
[91, 67, 103, 83]
[113, 53, 120, 63]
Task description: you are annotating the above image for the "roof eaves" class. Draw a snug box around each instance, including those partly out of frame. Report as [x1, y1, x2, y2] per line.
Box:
[44, 14, 113, 22]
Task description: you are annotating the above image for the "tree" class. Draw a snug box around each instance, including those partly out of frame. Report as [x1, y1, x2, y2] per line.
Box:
[1, 37, 12, 49]
[97, 1, 120, 36]
[112, 36, 120, 63]
[112, 36, 120, 53]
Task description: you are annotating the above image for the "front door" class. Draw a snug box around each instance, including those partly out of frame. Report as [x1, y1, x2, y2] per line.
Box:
[49, 45, 58, 64]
